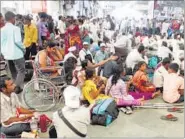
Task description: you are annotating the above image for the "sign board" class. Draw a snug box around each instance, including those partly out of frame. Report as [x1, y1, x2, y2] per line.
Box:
[31, 0, 47, 13]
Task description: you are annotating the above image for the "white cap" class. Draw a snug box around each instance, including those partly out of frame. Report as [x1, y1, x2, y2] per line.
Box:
[100, 43, 106, 47]
[68, 46, 76, 52]
[83, 42, 89, 45]
[63, 86, 81, 108]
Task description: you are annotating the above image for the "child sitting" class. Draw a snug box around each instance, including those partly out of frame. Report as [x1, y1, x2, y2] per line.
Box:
[163, 63, 184, 103]
[105, 64, 144, 113]
[82, 69, 109, 104]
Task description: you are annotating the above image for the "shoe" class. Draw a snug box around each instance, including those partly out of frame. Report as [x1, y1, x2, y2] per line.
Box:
[14, 86, 23, 94]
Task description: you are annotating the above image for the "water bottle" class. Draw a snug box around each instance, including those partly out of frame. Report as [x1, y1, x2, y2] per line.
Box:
[30, 117, 38, 135]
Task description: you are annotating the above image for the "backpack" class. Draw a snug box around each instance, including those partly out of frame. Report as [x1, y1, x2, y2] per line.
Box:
[91, 98, 119, 126]
[148, 56, 161, 69]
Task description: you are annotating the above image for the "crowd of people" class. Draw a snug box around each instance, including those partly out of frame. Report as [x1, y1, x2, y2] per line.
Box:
[0, 11, 184, 138]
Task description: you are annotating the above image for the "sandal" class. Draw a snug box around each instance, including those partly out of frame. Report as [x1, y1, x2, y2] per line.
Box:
[167, 107, 183, 113]
[160, 114, 178, 121]
[126, 106, 133, 115]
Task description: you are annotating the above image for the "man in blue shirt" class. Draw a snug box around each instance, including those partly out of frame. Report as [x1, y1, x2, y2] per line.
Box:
[1, 11, 25, 94]
[94, 43, 109, 76]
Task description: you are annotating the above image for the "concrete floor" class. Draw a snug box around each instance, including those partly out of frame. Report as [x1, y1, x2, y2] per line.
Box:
[36, 96, 184, 138]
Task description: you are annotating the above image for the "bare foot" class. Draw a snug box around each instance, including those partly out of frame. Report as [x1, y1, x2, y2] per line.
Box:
[137, 96, 145, 101]
[152, 91, 160, 98]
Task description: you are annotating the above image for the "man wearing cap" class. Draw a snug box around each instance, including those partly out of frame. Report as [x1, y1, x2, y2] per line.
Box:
[23, 15, 38, 60]
[52, 86, 90, 138]
[79, 42, 93, 62]
[63, 46, 78, 62]
[94, 43, 109, 63]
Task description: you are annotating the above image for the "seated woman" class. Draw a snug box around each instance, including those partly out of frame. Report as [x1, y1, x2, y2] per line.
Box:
[105, 64, 144, 107]
[82, 69, 109, 104]
[130, 61, 159, 100]
[35, 41, 61, 78]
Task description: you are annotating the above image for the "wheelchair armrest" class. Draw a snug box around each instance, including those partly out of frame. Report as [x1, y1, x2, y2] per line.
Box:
[39, 66, 63, 71]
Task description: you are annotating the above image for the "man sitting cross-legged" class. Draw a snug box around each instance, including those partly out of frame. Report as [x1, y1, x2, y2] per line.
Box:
[0, 77, 35, 137]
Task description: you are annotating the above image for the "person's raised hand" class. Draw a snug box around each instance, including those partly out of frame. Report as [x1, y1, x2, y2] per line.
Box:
[109, 55, 118, 61]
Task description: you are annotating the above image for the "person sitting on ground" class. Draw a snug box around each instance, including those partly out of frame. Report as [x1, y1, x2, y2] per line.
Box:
[102, 54, 122, 79]
[105, 64, 144, 106]
[52, 86, 90, 138]
[163, 63, 184, 103]
[153, 58, 171, 93]
[130, 61, 160, 100]
[79, 42, 93, 62]
[126, 45, 148, 70]
[157, 41, 173, 60]
[64, 57, 78, 85]
[63, 46, 79, 62]
[94, 43, 109, 64]
[35, 41, 62, 77]
[94, 43, 109, 75]
[0, 77, 35, 136]
[82, 69, 109, 104]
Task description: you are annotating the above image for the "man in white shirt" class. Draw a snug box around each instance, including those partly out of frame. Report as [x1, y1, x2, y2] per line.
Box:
[157, 41, 173, 60]
[153, 58, 171, 93]
[126, 45, 148, 69]
[0, 77, 35, 136]
[64, 46, 78, 62]
[79, 42, 93, 62]
[57, 16, 66, 35]
[52, 86, 90, 138]
[161, 20, 169, 36]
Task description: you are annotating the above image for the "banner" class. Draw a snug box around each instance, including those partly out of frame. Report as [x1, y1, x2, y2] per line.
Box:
[31, 0, 47, 13]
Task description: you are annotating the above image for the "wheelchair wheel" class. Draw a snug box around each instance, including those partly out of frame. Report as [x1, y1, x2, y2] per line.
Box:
[23, 78, 60, 112]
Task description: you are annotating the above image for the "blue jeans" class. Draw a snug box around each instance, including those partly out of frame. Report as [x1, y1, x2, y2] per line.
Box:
[1, 123, 31, 136]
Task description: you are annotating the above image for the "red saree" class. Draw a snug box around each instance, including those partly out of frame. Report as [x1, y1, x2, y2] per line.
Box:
[64, 25, 82, 54]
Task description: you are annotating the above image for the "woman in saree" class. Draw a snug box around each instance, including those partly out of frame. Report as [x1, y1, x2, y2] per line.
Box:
[64, 20, 82, 54]
[130, 61, 160, 100]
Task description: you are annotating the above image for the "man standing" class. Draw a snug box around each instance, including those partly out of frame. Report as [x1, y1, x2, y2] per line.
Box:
[57, 16, 66, 38]
[1, 11, 25, 94]
[23, 15, 38, 60]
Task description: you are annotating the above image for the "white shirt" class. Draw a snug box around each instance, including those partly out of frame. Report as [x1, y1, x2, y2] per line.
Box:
[153, 66, 168, 88]
[1, 93, 21, 126]
[161, 22, 169, 34]
[53, 106, 90, 138]
[157, 46, 173, 60]
[163, 73, 184, 103]
[79, 48, 93, 62]
[126, 49, 148, 69]
[57, 20, 65, 34]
